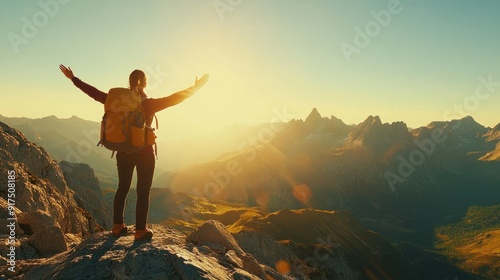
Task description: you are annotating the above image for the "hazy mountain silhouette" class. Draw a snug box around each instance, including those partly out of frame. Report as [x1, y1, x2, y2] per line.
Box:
[162, 110, 500, 244]
[348, 115, 412, 153]
[2, 111, 498, 279]
[0, 114, 118, 189]
[0, 115, 288, 188]
[413, 115, 493, 158]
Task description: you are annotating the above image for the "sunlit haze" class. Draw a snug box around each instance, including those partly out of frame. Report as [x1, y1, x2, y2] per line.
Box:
[1, 0, 500, 143]
[2, 2, 500, 278]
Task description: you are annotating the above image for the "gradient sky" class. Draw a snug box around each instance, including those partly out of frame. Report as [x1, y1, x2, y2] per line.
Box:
[1, 0, 500, 138]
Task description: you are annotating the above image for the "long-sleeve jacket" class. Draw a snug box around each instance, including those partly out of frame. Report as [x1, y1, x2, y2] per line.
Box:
[71, 77, 197, 154]
[71, 77, 197, 124]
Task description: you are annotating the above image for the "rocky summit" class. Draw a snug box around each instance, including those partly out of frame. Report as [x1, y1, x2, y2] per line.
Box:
[16, 222, 274, 280]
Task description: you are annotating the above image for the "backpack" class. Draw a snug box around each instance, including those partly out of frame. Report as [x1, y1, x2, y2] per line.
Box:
[97, 87, 157, 157]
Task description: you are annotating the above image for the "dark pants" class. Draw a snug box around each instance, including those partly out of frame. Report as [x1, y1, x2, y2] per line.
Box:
[114, 151, 155, 230]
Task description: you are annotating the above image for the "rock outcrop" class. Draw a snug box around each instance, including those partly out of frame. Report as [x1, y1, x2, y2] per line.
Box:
[0, 121, 101, 265]
[59, 161, 113, 229]
[16, 223, 269, 280]
[187, 220, 266, 279]
[231, 209, 417, 280]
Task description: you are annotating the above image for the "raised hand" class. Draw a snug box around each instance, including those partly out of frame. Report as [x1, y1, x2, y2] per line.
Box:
[194, 74, 209, 89]
[59, 64, 74, 79]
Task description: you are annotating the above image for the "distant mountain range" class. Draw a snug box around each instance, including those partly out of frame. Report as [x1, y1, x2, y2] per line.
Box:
[161, 108, 499, 202]
[0, 115, 118, 189]
[2, 119, 484, 279]
[0, 114, 281, 189]
[157, 109, 500, 267]
[1, 110, 499, 279]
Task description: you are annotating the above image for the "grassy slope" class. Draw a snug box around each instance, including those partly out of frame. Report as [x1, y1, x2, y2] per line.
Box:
[435, 205, 500, 279]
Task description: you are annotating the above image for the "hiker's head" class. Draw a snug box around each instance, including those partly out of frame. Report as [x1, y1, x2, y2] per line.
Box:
[129, 70, 147, 90]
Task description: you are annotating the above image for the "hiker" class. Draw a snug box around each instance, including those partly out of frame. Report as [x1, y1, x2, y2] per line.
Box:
[59, 64, 209, 240]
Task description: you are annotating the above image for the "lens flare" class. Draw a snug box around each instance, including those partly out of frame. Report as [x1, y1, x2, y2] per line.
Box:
[292, 184, 312, 204]
[276, 259, 291, 275]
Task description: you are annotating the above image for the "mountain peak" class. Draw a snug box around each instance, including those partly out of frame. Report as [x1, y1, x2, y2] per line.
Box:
[40, 115, 59, 120]
[449, 115, 488, 135]
[459, 115, 481, 126]
[299, 108, 351, 137]
[69, 115, 83, 120]
[348, 115, 410, 151]
[364, 115, 382, 126]
[305, 107, 322, 123]
[354, 115, 383, 132]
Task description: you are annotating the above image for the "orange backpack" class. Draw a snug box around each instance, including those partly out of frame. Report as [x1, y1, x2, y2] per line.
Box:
[97, 88, 157, 156]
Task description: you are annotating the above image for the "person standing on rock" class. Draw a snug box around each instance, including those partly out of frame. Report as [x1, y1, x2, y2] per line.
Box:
[59, 64, 209, 240]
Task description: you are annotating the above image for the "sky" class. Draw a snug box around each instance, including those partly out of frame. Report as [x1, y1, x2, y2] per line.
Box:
[1, 0, 500, 139]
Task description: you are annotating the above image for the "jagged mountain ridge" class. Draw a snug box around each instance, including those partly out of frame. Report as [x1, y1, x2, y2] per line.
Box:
[163, 109, 500, 244]
[0, 119, 487, 279]
[166, 108, 498, 196]
[413, 116, 494, 157]
[348, 115, 412, 151]
[155, 109, 499, 278]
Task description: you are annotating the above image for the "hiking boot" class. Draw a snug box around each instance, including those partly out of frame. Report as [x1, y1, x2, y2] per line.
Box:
[134, 228, 153, 241]
[111, 223, 128, 237]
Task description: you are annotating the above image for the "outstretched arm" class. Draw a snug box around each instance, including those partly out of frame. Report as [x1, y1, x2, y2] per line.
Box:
[59, 64, 107, 104]
[143, 74, 209, 114]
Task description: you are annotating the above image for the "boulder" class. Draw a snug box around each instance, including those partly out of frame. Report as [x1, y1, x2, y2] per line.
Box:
[187, 220, 266, 279]
[187, 220, 245, 256]
[17, 210, 57, 234]
[28, 226, 67, 256]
